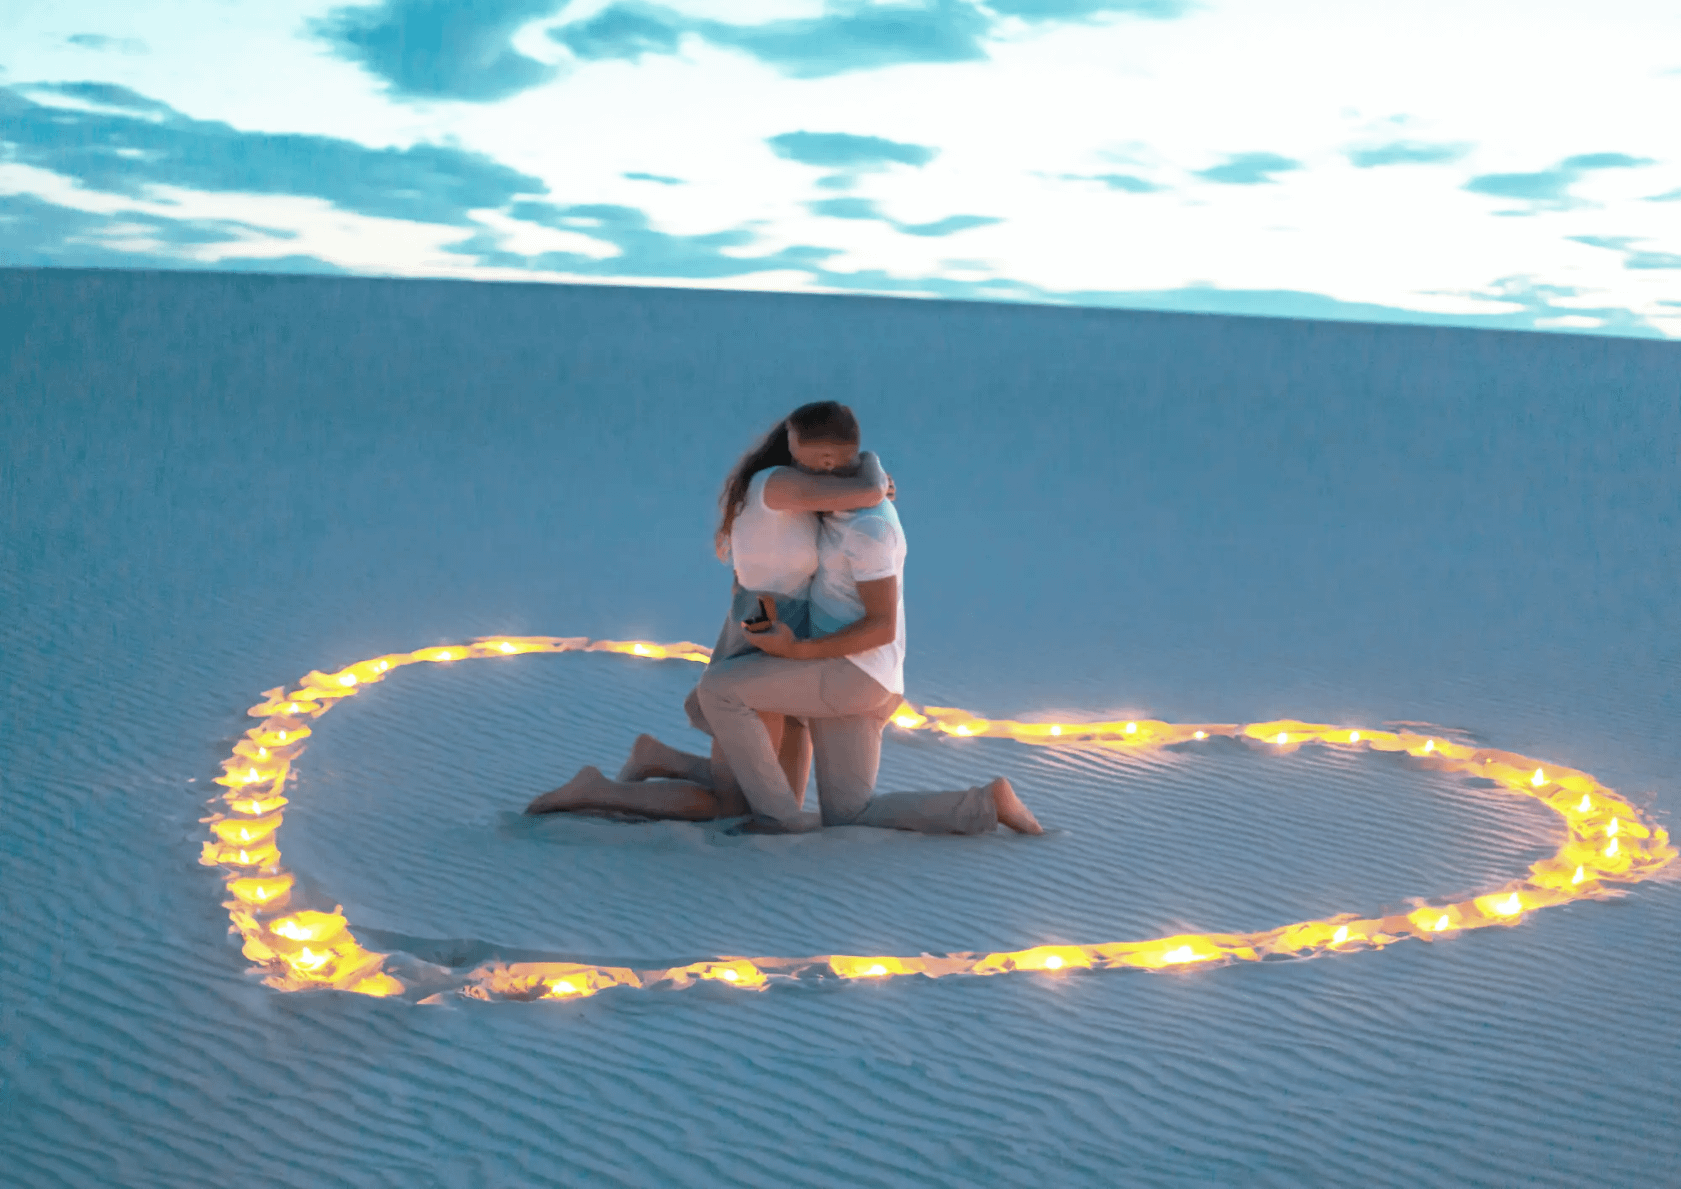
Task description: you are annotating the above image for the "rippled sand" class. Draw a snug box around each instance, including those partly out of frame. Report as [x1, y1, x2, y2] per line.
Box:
[3, 266, 1677, 1187]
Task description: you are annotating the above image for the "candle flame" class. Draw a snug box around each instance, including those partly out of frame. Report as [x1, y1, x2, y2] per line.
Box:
[1125, 722, 1137, 734]
[499, 642, 516, 653]
[1424, 739, 1435, 753]
[1433, 915, 1450, 931]
[1332, 926, 1349, 944]
[1607, 819, 1619, 837]
[1571, 866, 1585, 885]
[338, 673, 357, 687]
[1050, 725, 1061, 736]
[894, 715, 918, 727]
[1532, 768, 1545, 786]
[1194, 730, 1206, 739]
[1578, 794, 1591, 812]
[1044, 955, 1064, 969]
[1350, 731, 1360, 742]
[1276, 732, 1288, 745]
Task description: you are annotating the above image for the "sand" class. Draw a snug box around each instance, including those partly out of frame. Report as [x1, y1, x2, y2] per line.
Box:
[1, 266, 1677, 1187]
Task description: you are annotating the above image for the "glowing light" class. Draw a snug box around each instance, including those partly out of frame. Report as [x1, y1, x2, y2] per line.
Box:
[206, 633, 1679, 1005]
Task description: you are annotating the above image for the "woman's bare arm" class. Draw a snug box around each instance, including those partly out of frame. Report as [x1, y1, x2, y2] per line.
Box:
[762, 452, 888, 512]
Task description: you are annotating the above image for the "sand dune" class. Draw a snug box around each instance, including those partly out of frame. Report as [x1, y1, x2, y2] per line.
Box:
[2, 266, 1677, 1188]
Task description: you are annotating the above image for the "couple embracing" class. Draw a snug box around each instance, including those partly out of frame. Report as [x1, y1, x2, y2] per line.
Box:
[526, 401, 1042, 838]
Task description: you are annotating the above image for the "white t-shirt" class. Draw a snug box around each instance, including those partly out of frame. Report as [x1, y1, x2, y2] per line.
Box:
[810, 500, 907, 695]
[728, 469, 819, 597]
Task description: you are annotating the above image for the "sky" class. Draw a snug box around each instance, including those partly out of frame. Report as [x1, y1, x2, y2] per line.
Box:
[4, 0, 1680, 338]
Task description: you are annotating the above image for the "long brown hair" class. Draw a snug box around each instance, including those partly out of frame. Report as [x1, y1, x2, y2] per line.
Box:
[715, 401, 860, 558]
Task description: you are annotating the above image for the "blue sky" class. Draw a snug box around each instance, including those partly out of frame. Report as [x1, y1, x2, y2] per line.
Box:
[4, 0, 1679, 336]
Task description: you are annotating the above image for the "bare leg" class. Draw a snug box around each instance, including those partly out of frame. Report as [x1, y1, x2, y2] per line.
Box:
[989, 777, 1043, 835]
[617, 734, 711, 784]
[526, 766, 723, 821]
[778, 717, 812, 810]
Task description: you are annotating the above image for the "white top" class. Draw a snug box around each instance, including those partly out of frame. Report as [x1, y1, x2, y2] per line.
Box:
[728, 468, 820, 597]
[810, 500, 907, 695]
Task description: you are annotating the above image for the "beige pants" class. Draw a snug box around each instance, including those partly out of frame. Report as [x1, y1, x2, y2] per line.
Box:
[694, 653, 998, 834]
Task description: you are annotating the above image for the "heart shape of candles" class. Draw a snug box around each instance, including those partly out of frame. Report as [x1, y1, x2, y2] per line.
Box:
[202, 636, 1677, 1002]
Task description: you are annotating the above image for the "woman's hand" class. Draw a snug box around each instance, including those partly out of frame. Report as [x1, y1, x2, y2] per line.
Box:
[745, 619, 802, 658]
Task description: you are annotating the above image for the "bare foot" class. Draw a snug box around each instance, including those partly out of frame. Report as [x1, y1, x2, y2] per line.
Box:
[526, 766, 610, 815]
[988, 777, 1043, 835]
[617, 734, 688, 782]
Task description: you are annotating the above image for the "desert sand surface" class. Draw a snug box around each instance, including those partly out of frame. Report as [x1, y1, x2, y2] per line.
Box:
[2, 267, 1677, 1187]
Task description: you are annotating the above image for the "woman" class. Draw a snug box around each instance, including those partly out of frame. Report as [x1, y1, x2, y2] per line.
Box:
[525, 401, 889, 819]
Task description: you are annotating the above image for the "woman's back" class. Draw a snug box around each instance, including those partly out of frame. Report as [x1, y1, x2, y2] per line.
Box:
[729, 468, 819, 597]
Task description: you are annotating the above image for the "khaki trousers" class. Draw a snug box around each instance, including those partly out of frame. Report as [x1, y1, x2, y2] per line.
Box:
[695, 653, 998, 834]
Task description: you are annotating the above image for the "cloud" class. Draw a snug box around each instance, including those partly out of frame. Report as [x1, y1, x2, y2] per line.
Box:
[463, 199, 844, 278]
[554, 0, 992, 79]
[307, 0, 569, 102]
[622, 171, 684, 184]
[65, 34, 149, 53]
[1569, 234, 1681, 270]
[1646, 188, 1681, 202]
[1194, 152, 1301, 185]
[808, 197, 885, 220]
[806, 197, 1001, 236]
[553, 4, 682, 62]
[896, 214, 1002, 236]
[1346, 141, 1469, 168]
[1, 83, 549, 226]
[767, 131, 937, 170]
[985, 0, 1190, 20]
[0, 190, 347, 274]
[1465, 152, 1655, 212]
[1558, 152, 1655, 170]
[1063, 172, 1161, 192]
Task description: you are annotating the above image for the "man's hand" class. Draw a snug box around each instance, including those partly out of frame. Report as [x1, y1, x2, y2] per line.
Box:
[744, 618, 802, 658]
